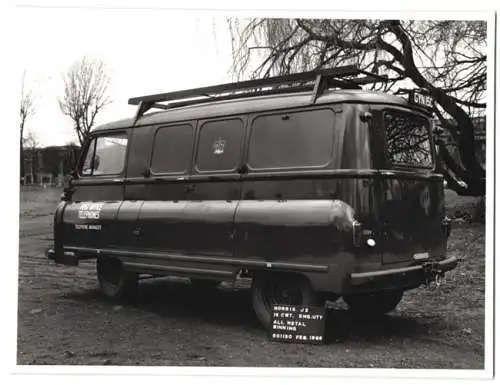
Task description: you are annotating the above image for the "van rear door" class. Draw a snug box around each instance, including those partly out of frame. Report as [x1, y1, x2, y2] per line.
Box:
[376, 109, 446, 264]
[379, 174, 446, 264]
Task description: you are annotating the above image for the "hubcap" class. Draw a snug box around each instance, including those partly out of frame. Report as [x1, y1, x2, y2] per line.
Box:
[262, 278, 303, 310]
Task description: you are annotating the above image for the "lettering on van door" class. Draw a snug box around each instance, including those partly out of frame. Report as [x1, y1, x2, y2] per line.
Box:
[78, 202, 103, 220]
[75, 202, 103, 231]
[74, 223, 102, 231]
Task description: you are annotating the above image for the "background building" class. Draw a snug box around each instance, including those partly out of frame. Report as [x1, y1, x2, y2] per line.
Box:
[22, 144, 80, 186]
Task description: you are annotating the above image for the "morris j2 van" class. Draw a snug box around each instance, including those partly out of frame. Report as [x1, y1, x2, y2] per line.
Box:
[47, 66, 457, 329]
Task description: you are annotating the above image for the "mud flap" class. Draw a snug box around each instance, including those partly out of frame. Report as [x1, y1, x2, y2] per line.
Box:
[47, 248, 79, 266]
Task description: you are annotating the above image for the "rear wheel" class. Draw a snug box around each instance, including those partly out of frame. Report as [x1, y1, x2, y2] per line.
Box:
[96, 256, 138, 301]
[252, 273, 317, 329]
[343, 290, 403, 316]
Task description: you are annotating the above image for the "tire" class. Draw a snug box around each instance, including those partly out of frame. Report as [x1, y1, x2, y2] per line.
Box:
[252, 273, 317, 329]
[317, 292, 340, 306]
[343, 290, 403, 316]
[96, 256, 138, 301]
[190, 278, 221, 290]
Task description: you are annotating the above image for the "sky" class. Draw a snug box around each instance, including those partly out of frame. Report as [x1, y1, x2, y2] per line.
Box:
[16, 6, 494, 148]
[18, 8, 235, 147]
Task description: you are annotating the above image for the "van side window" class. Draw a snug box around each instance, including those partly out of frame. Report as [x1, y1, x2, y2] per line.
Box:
[248, 109, 334, 170]
[80, 133, 128, 176]
[196, 119, 244, 172]
[151, 124, 194, 174]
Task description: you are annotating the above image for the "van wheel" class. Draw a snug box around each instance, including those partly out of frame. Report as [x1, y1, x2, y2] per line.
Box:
[343, 290, 403, 316]
[190, 278, 221, 289]
[96, 257, 138, 301]
[252, 273, 316, 329]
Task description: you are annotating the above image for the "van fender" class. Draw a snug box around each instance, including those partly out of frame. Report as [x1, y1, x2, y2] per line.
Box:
[327, 199, 357, 233]
[53, 201, 68, 246]
[234, 199, 360, 293]
[235, 199, 357, 228]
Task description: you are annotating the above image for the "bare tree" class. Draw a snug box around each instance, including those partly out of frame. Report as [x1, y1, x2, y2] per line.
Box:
[228, 18, 486, 196]
[20, 72, 35, 180]
[20, 73, 35, 141]
[21, 130, 38, 184]
[59, 57, 111, 146]
[23, 130, 38, 150]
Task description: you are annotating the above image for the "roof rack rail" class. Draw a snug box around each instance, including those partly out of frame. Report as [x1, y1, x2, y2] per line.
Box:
[129, 65, 387, 125]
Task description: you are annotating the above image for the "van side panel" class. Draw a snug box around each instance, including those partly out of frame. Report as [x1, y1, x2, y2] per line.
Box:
[70, 181, 125, 203]
[234, 200, 350, 259]
[61, 200, 123, 250]
[135, 200, 237, 257]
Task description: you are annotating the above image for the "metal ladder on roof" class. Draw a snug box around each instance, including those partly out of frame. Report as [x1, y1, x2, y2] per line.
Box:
[128, 65, 388, 125]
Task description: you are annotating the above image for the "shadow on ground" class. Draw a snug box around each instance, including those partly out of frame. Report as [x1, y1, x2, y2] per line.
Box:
[61, 277, 440, 343]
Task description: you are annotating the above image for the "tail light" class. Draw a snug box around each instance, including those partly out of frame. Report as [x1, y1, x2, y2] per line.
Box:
[352, 221, 376, 248]
[352, 220, 362, 247]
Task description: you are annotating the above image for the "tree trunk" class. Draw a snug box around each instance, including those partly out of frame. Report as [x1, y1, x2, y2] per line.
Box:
[386, 20, 485, 196]
[20, 138, 24, 183]
[472, 195, 485, 223]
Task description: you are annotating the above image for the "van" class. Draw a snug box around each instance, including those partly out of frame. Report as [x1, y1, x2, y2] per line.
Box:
[47, 66, 456, 329]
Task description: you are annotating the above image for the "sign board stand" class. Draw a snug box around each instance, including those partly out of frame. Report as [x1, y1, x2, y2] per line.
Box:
[269, 304, 327, 345]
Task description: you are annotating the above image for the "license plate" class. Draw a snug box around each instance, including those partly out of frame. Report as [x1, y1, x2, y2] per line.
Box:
[413, 252, 429, 261]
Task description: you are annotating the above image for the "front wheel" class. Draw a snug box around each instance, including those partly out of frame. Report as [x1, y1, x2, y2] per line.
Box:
[96, 256, 138, 301]
[252, 273, 317, 329]
[343, 290, 403, 316]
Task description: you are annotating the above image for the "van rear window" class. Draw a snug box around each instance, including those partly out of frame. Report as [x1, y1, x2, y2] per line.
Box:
[384, 110, 433, 168]
[248, 109, 334, 170]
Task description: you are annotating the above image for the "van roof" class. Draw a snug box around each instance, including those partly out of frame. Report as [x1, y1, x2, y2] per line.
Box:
[94, 89, 430, 132]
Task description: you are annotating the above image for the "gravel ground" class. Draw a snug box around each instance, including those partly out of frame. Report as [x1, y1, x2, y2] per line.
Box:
[16, 187, 485, 369]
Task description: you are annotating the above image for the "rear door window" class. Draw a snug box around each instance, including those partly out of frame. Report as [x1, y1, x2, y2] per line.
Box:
[80, 133, 128, 176]
[384, 110, 433, 168]
[151, 124, 194, 174]
[195, 119, 244, 173]
[248, 109, 334, 170]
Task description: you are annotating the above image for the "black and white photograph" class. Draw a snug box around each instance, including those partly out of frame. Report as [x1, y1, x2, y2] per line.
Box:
[5, 1, 495, 383]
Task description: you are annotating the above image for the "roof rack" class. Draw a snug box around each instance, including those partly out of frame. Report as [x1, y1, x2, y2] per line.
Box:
[128, 65, 387, 125]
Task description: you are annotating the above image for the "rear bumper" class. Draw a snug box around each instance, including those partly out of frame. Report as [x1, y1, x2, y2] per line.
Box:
[349, 256, 458, 288]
